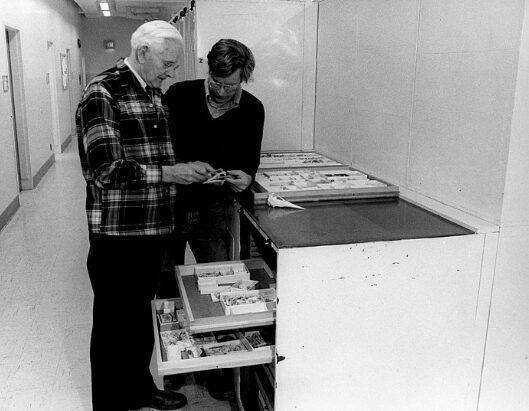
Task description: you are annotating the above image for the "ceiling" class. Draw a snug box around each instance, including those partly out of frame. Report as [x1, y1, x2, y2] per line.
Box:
[72, 0, 190, 21]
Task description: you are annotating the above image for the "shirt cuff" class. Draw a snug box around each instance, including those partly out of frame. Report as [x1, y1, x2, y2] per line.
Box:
[141, 164, 163, 184]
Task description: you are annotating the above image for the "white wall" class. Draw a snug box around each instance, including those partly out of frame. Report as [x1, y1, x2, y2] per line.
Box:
[81, 17, 142, 82]
[315, 0, 524, 225]
[0, 0, 82, 221]
[196, 0, 318, 152]
[47, 1, 84, 153]
[478, 4, 529, 409]
[314, 2, 529, 409]
[0, 66, 19, 218]
[499, 2, 529, 230]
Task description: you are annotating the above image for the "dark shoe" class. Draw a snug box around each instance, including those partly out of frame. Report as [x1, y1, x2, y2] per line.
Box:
[129, 389, 187, 410]
[206, 369, 234, 401]
[207, 384, 234, 402]
[164, 373, 188, 391]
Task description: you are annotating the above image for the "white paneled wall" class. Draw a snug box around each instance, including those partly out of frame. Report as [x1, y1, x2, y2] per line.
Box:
[315, 2, 529, 409]
[196, 0, 318, 151]
[405, 0, 521, 224]
[315, 0, 524, 225]
[478, 3, 529, 409]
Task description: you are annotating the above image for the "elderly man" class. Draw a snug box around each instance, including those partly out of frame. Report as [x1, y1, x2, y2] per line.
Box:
[76, 20, 214, 410]
[161, 38, 265, 400]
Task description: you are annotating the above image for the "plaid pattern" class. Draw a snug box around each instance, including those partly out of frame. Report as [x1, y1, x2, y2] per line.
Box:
[76, 60, 177, 235]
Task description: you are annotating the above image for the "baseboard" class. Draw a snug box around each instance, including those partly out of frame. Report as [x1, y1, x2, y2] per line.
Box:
[33, 153, 55, 188]
[0, 195, 20, 233]
[61, 133, 74, 153]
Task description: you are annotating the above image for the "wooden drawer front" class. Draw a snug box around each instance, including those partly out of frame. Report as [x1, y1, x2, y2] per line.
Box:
[151, 302, 275, 375]
[176, 259, 276, 333]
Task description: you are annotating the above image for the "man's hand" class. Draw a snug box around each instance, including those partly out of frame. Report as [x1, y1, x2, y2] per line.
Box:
[225, 170, 252, 192]
[162, 161, 216, 184]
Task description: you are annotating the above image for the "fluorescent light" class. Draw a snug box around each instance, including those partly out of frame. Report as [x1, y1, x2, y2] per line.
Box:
[100, 2, 109, 11]
[102, 10, 111, 16]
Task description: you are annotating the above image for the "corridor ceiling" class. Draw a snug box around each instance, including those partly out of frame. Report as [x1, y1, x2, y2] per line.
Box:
[72, 0, 189, 21]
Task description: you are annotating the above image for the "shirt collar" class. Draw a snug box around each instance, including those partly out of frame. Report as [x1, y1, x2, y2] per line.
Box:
[124, 58, 147, 90]
[204, 77, 242, 106]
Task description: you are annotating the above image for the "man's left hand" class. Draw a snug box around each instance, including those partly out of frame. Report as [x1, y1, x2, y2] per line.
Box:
[225, 170, 252, 192]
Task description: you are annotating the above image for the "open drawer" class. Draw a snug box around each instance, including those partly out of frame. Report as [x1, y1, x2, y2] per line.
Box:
[151, 258, 276, 376]
[176, 258, 276, 333]
[151, 322, 276, 375]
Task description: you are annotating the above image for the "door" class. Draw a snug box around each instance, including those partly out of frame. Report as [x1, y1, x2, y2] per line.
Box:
[47, 41, 61, 153]
[5, 28, 30, 190]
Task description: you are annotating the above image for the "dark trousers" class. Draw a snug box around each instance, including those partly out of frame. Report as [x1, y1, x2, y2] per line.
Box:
[158, 202, 230, 298]
[87, 233, 169, 410]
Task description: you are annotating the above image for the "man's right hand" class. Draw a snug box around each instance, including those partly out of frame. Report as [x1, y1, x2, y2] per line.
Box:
[162, 161, 216, 184]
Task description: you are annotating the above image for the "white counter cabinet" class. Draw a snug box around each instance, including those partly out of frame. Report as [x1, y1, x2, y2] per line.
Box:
[241, 197, 498, 410]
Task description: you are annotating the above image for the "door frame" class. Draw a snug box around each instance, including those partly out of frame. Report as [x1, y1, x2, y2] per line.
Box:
[66, 48, 76, 135]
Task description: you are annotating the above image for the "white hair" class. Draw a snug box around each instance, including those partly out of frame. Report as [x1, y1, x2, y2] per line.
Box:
[130, 20, 183, 53]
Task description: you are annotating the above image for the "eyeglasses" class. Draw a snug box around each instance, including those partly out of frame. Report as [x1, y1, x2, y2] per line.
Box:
[148, 48, 179, 72]
[162, 60, 179, 72]
[208, 77, 240, 92]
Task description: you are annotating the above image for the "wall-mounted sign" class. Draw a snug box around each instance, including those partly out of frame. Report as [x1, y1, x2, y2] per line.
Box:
[104, 40, 115, 49]
[60, 53, 68, 90]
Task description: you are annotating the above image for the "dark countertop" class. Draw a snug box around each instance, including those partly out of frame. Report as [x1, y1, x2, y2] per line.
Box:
[243, 197, 474, 249]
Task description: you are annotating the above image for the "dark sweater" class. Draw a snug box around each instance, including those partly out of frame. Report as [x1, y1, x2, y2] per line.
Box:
[164, 79, 265, 207]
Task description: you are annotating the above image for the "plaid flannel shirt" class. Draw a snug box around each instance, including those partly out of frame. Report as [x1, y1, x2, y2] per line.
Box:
[76, 60, 177, 235]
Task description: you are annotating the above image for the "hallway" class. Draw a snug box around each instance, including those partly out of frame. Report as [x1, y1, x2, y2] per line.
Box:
[0, 142, 234, 410]
[0, 141, 92, 410]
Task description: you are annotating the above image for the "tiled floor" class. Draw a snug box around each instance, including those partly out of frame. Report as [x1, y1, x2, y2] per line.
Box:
[0, 142, 235, 411]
